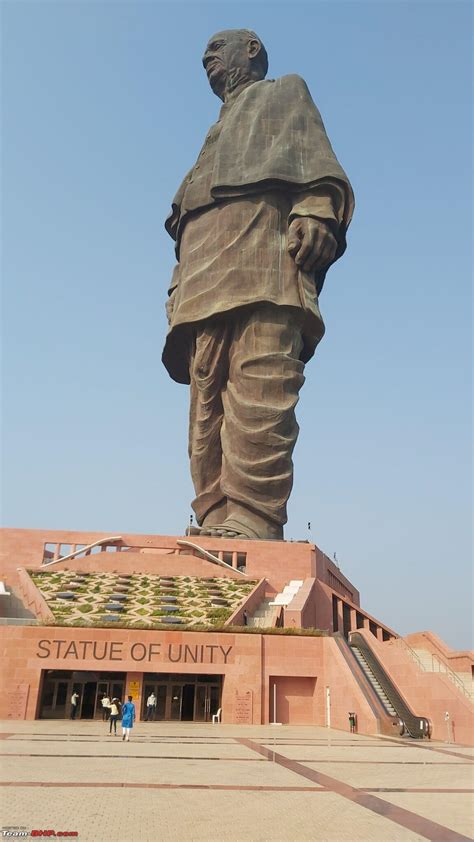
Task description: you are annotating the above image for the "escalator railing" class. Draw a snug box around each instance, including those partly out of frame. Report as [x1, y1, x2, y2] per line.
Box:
[333, 633, 402, 737]
[349, 631, 431, 739]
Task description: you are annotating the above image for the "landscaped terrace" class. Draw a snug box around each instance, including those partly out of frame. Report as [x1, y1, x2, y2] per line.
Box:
[29, 571, 258, 628]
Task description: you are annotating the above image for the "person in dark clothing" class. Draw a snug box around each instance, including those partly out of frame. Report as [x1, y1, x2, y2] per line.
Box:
[108, 699, 121, 735]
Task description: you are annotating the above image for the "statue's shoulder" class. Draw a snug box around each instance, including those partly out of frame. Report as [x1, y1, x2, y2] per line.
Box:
[252, 74, 311, 103]
[254, 74, 307, 90]
[276, 73, 308, 86]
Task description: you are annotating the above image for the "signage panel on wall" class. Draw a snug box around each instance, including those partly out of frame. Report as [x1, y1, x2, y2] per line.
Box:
[7, 684, 29, 719]
[235, 690, 253, 724]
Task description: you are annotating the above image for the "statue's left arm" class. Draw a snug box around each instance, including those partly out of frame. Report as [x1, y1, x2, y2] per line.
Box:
[287, 184, 345, 273]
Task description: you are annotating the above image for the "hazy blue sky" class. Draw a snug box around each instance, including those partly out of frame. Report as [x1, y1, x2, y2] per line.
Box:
[2, 1, 472, 648]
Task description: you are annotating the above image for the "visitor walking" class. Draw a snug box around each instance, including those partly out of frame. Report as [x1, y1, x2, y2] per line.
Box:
[121, 696, 135, 741]
[108, 698, 121, 735]
[101, 694, 111, 721]
[70, 691, 80, 720]
[145, 692, 156, 721]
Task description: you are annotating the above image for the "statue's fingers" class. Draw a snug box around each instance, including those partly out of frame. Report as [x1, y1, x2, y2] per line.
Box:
[294, 238, 312, 266]
[287, 236, 301, 256]
[302, 252, 318, 272]
[312, 239, 337, 271]
[321, 237, 338, 265]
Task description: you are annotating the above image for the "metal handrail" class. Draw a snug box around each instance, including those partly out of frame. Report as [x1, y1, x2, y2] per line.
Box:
[400, 639, 473, 702]
[176, 540, 248, 577]
[42, 536, 123, 566]
[430, 652, 473, 699]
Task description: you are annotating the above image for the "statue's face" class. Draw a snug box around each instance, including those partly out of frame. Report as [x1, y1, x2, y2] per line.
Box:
[202, 31, 252, 99]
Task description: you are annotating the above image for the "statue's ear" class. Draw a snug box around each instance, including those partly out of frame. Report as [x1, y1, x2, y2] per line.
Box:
[247, 38, 261, 60]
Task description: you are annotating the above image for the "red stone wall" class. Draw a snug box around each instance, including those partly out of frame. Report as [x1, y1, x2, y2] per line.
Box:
[272, 676, 316, 725]
[261, 634, 324, 725]
[0, 528, 317, 595]
[0, 624, 331, 727]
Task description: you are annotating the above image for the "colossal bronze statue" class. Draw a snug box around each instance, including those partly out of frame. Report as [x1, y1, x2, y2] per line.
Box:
[163, 29, 354, 541]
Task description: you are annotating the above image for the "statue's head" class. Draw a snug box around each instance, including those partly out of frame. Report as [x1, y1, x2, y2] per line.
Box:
[202, 29, 268, 100]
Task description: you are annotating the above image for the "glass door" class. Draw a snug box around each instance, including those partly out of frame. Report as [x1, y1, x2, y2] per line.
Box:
[55, 681, 69, 717]
[96, 682, 109, 719]
[194, 685, 207, 722]
[209, 685, 220, 719]
[170, 685, 183, 720]
[39, 679, 70, 719]
[194, 684, 221, 722]
[155, 685, 167, 720]
[78, 681, 97, 719]
[142, 683, 168, 720]
[96, 680, 126, 719]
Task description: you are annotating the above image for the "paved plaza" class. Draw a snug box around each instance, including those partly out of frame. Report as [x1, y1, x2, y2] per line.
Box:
[0, 721, 472, 841]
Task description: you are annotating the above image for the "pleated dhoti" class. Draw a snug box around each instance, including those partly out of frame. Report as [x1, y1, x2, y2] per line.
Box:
[188, 304, 305, 528]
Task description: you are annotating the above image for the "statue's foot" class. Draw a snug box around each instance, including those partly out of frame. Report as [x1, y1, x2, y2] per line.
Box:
[201, 500, 227, 528]
[198, 520, 256, 539]
[200, 512, 283, 541]
[224, 503, 283, 540]
[187, 502, 283, 541]
[186, 502, 227, 536]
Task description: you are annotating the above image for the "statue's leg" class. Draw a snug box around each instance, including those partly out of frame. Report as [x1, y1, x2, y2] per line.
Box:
[188, 320, 230, 527]
[216, 305, 305, 540]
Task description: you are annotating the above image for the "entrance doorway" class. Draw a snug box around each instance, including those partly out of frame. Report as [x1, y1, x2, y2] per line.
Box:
[39, 671, 126, 719]
[142, 674, 222, 722]
[194, 684, 220, 721]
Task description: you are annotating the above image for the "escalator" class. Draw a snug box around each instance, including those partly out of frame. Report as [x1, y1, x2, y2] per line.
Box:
[349, 631, 431, 739]
[351, 646, 398, 716]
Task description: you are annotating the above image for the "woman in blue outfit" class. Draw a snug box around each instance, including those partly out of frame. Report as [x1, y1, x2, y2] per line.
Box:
[121, 695, 135, 741]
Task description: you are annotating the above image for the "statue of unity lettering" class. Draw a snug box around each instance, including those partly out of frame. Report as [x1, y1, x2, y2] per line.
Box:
[163, 29, 354, 541]
[36, 639, 234, 664]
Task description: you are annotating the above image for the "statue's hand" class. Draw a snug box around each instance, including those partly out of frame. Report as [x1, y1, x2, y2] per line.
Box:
[287, 217, 338, 273]
[166, 290, 176, 325]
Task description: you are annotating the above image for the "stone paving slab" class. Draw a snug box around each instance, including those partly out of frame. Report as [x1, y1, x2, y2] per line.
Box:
[260, 742, 471, 764]
[0, 737, 258, 759]
[433, 746, 474, 757]
[302, 760, 474, 789]
[1, 755, 309, 787]
[1, 787, 427, 842]
[380, 793, 474, 838]
[0, 721, 472, 842]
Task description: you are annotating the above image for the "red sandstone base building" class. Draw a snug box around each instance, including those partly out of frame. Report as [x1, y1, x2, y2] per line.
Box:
[1, 528, 472, 744]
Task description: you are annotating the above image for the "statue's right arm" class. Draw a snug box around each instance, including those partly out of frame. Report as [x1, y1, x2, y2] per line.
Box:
[165, 169, 194, 244]
[164, 171, 193, 324]
[165, 265, 180, 325]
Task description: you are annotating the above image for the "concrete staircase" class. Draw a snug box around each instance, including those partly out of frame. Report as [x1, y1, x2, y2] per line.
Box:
[411, 648, 473, 701]
[246, 579, 304, 629]
[269, 580, 304, 607]
[247, 598, 277, 628]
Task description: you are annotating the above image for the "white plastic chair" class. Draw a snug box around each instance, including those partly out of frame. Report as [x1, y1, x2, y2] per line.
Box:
[212, 708, 222, 724]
